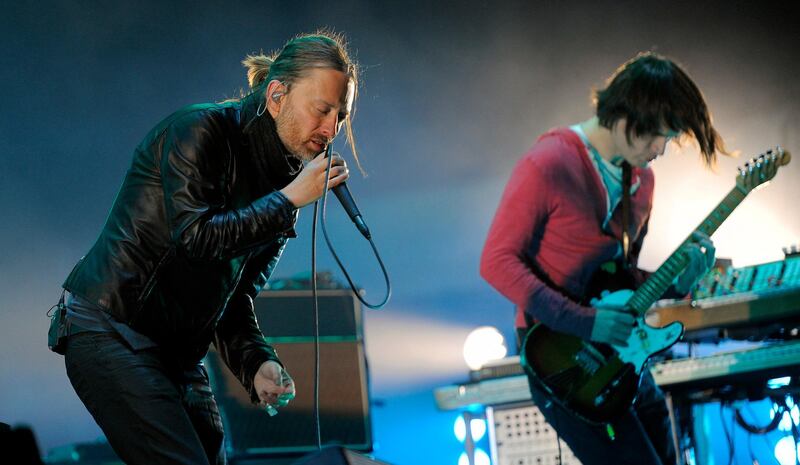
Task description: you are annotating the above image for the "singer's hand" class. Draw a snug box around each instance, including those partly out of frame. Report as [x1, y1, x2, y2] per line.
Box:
[254, 360, 296, 412]
[280, 153, 349, 208]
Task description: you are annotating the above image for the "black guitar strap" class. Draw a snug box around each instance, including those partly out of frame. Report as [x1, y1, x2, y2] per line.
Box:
[621, 162, 632, 269]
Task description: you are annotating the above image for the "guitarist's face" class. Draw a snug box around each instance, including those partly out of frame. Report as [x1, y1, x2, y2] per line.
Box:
[612, 119, 677, 168]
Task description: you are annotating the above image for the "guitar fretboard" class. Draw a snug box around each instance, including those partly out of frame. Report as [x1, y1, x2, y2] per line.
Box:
[628, 187, 748, 313]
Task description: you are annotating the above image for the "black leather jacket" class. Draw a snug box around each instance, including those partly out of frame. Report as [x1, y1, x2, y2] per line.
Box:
[63, 89, 301, 400]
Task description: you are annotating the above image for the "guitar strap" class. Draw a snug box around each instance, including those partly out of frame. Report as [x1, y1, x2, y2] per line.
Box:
[621, 162, 632, 269]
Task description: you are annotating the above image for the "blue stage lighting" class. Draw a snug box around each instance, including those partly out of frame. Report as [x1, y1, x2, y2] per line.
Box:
[474, 448, 491, 465]
[454, 416, 467, 443]
[768, 376, 791, 389]
[470, 418, 487, 442]
[774, 435, 800, 465]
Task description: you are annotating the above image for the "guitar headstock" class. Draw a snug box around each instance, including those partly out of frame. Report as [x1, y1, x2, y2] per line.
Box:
[735, 146, 792, 192]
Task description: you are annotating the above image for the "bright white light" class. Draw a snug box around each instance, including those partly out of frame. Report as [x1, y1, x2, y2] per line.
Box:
[774, 436, 800, 465]
[470, 419, 487, 442]
[454, 416, 467, 443]
[769, 377, 792, 389]
[777, 396, 800, 432]
[474, 448, 491, 465]
[457, 448, 491, 465]
[463, 326, 507, 370]
[779, 410, 793, 432]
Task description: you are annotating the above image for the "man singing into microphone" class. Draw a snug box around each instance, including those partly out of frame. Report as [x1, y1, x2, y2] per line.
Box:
[50, 31, 358, 464]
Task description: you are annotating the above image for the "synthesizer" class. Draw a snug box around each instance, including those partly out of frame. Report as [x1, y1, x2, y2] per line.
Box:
[646, 254, 800, 341]
[646, 286, 800, 342]
[435, 342, 800, 410]
[650, 340, 800, 391]
[434, 372, 530, 411]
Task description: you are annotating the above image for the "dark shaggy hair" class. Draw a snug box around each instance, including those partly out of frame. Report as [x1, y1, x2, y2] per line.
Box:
[595, 52, 726, 165]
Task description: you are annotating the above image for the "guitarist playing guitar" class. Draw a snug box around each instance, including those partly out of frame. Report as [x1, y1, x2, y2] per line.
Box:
[480, 52, 726, 465]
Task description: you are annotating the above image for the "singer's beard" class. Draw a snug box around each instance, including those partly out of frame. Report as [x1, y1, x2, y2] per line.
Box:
[243, 101, 302, 193]
[274, 105, 326, 162]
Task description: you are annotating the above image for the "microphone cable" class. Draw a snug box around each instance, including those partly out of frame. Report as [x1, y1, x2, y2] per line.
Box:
[310, 197, 322, 449]
[307, 145, 393, 451]
[319, 145, 392, 310]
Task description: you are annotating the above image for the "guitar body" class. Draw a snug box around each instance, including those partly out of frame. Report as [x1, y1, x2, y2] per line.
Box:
[521, 314, 684, 424]
[521, 324, 638, 424]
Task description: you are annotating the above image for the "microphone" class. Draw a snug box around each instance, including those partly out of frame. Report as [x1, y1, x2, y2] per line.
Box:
[332, 183, 371, 239]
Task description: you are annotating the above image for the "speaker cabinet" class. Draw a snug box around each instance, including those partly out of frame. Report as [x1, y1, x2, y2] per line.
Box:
[206, 290, 372, 458]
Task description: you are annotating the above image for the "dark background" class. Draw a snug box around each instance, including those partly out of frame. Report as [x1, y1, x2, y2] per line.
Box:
[1, 1, 798, 464]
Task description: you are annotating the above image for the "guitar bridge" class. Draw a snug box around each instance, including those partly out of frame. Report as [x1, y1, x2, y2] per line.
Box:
[574, 344, 606, 375]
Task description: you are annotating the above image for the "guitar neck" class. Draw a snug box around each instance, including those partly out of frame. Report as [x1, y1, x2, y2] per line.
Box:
[627, 186, 748, 314]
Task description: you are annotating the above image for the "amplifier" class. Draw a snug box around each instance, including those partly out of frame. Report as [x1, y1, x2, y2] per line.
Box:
[206, 289, 372, 458]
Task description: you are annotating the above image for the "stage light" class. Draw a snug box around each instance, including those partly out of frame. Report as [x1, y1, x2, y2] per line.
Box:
[454, 416, 467, 443]
[458, 449, 492, 465]
[470, 418, 487, 442]
[463, 326, 507, 370]
[772, 396, 800, 432]
[473, 448, 491, 465]
[774, 435, 800, 465]
[769, 377, 792, 389]
[454, 415, 488, 444]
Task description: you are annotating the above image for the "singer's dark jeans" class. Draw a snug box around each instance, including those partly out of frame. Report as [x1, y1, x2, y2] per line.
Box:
[517, 329, 676, 465]
[65, 331, 226, 465]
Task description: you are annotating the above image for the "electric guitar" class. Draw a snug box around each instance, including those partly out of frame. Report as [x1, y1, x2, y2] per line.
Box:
[520, 147, 791, 424]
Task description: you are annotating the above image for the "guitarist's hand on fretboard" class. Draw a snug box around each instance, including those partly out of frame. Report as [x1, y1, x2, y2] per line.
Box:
[589, 289, 636, 347]
[673, 231, 715, 295]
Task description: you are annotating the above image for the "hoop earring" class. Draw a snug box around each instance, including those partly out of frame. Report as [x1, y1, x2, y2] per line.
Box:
[256, 99, 267, 117]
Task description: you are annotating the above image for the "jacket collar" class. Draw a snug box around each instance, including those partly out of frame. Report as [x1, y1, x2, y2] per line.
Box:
[239, 84, 303, 191]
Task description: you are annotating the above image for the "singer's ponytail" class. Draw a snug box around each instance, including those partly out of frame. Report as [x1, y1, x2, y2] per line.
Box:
[242, 54, 274, 89]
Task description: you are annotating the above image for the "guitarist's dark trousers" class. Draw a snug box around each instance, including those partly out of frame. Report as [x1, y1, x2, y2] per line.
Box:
[516, 329, 677, 465]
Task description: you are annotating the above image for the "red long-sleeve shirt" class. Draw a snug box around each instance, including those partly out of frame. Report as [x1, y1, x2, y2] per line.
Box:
[480, 128, 654, 339]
